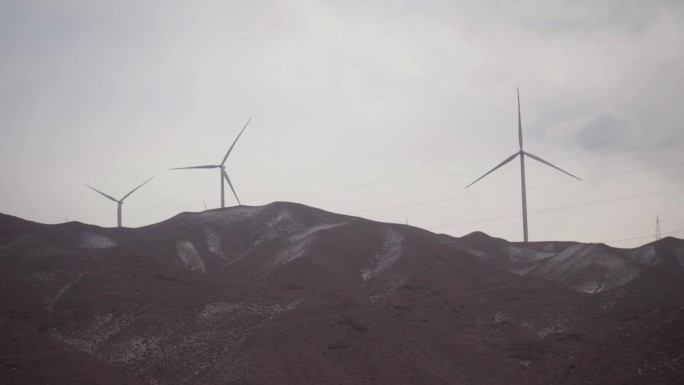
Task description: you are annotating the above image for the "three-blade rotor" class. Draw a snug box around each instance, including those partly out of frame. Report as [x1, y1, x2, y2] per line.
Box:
[464, 88, 580, 242]
[466, 88, 580, 189]
[169, 118, 251, 207]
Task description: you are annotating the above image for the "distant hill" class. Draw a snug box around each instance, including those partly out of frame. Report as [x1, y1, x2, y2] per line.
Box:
[1, 202, 683, 384]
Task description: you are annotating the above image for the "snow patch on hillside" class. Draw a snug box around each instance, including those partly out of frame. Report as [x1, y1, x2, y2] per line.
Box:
[573, 267, 639, 293]
[176, 241, 206, 273]
[49, 299, 302, 383]
[471, 242, 644, 294]
[79, 231, 118, 249]
[361, 229, 404, 282]
[195, 300, 303, 328]
[107, 334, 163, 368]
[522, 244, 640, 294]
[268, 222, 347, 268]
[150, 299, 302, 384]
[32, 270, 85, 309]
[179, 206, 266, 226]
[467, 249, 488, 259]
[500, 246, 547, 275]
[46, 273, 83, 310]
[204, 227, 227, 260]
[255, 208, 303, 242]
[547, 245, 640, 293]
[468, 245, 553, 275]
[533, 244, 592, 276]
[521, 317, 570, 338]
[50, 313, 134, 355]
[504, 245, 554, 264]
[289, 222, 345, 243]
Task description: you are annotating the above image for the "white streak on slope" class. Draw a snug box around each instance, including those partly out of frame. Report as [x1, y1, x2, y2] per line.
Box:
[269, 223, 347, 267]
[361, 229, 403, 282]
[204, 227, 227, 260]
[79, 231, 117, 249]
[50, 313, 134, 355]
[176, 241, 206, 273]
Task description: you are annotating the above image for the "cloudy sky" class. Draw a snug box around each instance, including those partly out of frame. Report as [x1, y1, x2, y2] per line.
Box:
[1, 0, 683, 247]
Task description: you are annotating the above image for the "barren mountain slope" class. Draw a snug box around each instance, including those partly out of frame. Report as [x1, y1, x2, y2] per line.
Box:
[1, 203, 682, 384]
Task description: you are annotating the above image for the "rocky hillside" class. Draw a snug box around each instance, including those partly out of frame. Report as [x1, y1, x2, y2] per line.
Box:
[1, 202, 682, 384]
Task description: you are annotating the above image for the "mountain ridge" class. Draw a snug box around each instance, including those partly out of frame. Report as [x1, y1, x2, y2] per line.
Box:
[1, 202, 683, 384]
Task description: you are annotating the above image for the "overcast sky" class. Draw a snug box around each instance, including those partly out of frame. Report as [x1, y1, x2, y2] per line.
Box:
[1, 0, 683, 247]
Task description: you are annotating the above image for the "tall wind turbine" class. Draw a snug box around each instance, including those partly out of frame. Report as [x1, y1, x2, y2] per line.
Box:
[465, 88, 580, 242]
[170, 118, 251, 208]
[86, 177, 154, 228]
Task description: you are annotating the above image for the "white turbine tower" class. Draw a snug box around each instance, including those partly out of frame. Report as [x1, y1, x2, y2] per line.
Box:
[86, 177, 155, 228]
[170, 118, 251, 208]
[465, 88, 580, 242]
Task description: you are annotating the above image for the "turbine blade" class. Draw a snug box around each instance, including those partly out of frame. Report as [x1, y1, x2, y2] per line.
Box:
[524, 151, 581, 180]
[86, 185, 119, 203]
[465, 152, 520, 188]
[221, 117, 252, 165]
[222, 169, 241, 205]
[169, 165, 220, 170]
[121, 176, 155, 202]
[517, 87, 523, 150]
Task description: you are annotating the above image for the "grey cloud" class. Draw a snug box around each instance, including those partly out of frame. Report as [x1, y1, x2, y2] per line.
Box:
[497, 0, 672, 35]
[546, 108, 642, 151]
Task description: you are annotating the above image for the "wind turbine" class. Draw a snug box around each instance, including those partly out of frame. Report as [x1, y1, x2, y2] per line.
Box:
[465, 88, 580, 242]
[86, 177, 154, 228]
[170, 118, 251, 208]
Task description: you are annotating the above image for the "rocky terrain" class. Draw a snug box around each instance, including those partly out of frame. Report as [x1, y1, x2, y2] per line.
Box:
[1, 202, 682, 384]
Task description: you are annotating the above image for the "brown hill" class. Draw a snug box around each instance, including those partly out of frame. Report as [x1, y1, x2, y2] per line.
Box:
[1, 202, 682, 384]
